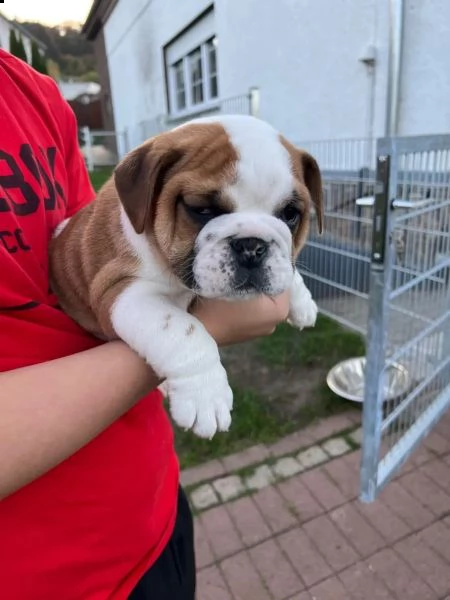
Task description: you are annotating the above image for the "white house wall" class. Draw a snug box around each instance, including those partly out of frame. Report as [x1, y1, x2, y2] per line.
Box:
[216, 0, 391, 143]
[0, 17, 10, 50]
[398, 0, 450, 135]
[103, 0, 450, 154]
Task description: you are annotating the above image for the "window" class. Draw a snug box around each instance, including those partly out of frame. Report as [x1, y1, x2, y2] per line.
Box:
[168, 35, 219, 115]
[188, 48, 204, 105]
[164, 8, 218, 115]
[206, 37, 218, 100]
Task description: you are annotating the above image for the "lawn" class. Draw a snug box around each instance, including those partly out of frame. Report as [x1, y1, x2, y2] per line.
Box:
[89, 167, 113, 192]
[89, 170, 364, 469]
[175, 315, 364, 469]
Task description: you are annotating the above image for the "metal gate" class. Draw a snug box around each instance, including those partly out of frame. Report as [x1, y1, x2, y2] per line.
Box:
[298, 134, 450, 502]
[361, 135, 450, 501]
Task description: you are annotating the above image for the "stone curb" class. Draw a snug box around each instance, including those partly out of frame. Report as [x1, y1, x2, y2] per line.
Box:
[180, 410, 361, 488]
[183, 418, 363, 513]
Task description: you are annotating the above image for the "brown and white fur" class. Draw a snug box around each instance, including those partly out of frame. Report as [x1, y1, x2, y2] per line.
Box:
[50, 115, 323, 439]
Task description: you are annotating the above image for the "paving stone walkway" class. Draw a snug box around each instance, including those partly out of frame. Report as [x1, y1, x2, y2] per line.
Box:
[185, 409, 450, 600]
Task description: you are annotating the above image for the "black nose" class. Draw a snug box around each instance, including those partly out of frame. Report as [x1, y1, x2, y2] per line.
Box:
[230, 237, 268, 268]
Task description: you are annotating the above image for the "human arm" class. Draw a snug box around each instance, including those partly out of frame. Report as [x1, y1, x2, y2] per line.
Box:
[0, 341, 158, 501]
[191, 292, 291, 345]
[0, 292, 290, 500]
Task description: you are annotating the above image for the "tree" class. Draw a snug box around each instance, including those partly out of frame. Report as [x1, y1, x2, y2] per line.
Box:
[9, 29, 28, 63]
[9, 29, 19, 56]
[31, 40, 48, 75]
[16, 35, 29, 63]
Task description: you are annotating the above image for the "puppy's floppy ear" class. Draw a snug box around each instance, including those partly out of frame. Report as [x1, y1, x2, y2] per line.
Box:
[298, 150, 324, 234]
[114, 140, 183, 234]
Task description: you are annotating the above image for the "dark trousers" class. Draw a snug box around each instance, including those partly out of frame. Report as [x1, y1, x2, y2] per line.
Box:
[129, 487, 196, 600]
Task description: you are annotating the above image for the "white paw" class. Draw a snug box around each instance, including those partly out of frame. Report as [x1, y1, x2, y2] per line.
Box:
[167, 365, 233, 439]
[288, 295, 318, 330]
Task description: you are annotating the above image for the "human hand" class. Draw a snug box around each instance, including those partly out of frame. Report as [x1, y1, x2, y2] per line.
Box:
[190, 291, 291, 346]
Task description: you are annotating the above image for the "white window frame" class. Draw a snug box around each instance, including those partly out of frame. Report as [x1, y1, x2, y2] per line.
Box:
[205, 37, 218, 101]
[187, 46, 204, 106]
[167, 34, 219, 118]
[172, 59, 187, 112]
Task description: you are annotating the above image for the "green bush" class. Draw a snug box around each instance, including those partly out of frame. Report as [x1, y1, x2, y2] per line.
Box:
[9, 30, 28, 63]
[31, 40, 48, 75]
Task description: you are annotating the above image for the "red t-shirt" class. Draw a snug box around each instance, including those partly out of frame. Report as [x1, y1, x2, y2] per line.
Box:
[0, 50, 179, 599]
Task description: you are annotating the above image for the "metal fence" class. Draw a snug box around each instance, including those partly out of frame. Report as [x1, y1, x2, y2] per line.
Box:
[80, 127, 128, 172]
[297, 134, 450, 502]
[298, 138, 378, 334]
[298, 166, 376, 335]
[300, 138, 378, 173]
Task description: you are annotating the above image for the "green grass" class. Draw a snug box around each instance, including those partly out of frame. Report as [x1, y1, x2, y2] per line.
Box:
[175, 315, 364, 469]
[175, 385, 357, 470]
[174, 387, 294, 469]
[89, 167, 113, 192]
[256, 315, 365, 370]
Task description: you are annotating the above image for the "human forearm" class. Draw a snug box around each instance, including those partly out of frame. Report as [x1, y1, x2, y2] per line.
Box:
[0, 341, 160, 500]
[0, 292, 290, 499]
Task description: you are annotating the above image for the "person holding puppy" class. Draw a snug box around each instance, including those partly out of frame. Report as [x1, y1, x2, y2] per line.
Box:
[0, 49, 290, 600]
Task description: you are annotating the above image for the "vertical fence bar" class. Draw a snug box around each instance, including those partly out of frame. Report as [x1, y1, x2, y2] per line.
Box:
[83, 126, 94, 172]
[354, 166, 369, 238]
[249, 86, 260, 117]
[122, 127, 130, 157]
[360, 138, 397, 502]
[441, 283, 450, 412]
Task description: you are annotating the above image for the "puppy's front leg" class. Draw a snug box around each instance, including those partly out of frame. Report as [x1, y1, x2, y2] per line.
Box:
[108, 280, 233, 439]
[287, 269, 318, 330]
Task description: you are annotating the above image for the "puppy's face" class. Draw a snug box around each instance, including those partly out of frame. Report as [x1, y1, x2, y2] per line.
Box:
[114, 115, 323, 298]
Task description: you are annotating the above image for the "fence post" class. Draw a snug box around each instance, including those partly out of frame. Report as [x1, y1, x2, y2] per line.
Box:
[441, 277, 450, 391]
[122, 127, 130, 156]
[354, 166, 370, 238]
[83, 126, 94, 172]
[249, 86, 260, 118]
[360, 138, 397, 502]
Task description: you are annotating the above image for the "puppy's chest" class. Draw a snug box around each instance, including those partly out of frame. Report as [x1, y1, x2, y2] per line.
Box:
[166, 288, 195, 311]
[136, 255, 194, 311]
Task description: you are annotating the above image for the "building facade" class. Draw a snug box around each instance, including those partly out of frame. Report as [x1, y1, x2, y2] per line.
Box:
[83, 0, 450, 156]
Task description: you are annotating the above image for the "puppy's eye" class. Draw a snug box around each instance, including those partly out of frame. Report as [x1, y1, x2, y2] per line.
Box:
[190, 206, 215, 217]
[279, 203, 301, 228]
[180, 197, 226, 225]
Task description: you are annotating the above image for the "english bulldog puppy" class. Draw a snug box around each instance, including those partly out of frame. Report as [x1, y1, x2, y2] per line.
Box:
[50, 115, 323, 439]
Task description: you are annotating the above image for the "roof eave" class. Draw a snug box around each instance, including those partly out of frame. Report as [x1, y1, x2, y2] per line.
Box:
[82, 0, 115, 39]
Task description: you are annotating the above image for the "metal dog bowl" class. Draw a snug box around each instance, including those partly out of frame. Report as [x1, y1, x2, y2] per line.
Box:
[326, 356, 411, 403]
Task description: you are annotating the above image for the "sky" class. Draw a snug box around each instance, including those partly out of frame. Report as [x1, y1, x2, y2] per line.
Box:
[1, 0, 93, 26]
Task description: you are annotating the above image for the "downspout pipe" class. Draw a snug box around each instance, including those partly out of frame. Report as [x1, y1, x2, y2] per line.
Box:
[385, 0, 405, 136]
